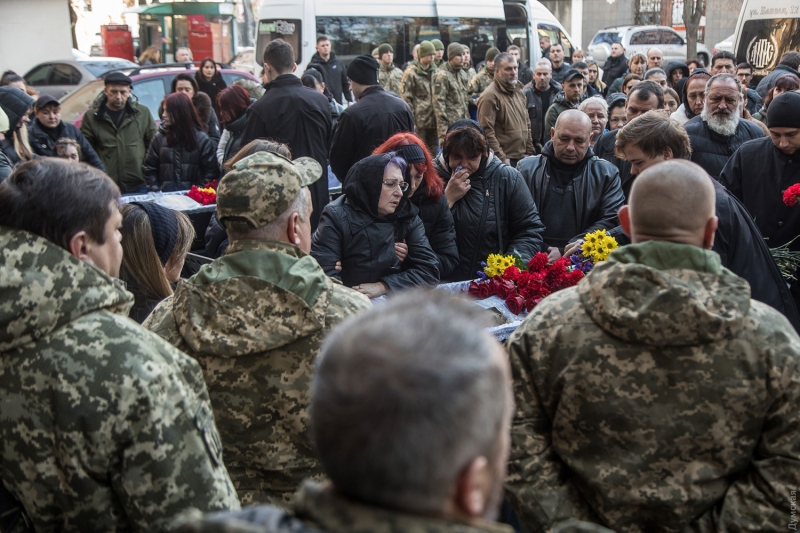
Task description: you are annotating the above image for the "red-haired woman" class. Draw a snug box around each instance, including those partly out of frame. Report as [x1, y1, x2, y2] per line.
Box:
[216, 85, 253, 166]
[373, 132, 459, 280]
[143, 92, 219, 191]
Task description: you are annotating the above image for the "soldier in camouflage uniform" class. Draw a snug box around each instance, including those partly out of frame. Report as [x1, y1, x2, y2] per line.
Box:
[434, 43, 471, 144]
[402, 40, 438, 154]
[0, 159, 239, 533]
[377, 43, 403, 96]
[144, 151, 371, 507]
[462, 46, 477, 89]
[432, 39, 445, 68]
[469, 47, 500, 101]
[506, 160, 800, 533]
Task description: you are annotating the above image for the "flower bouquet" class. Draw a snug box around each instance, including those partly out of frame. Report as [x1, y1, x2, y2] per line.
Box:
[186, 179, 220, 206]
[772, 184, 800, 280]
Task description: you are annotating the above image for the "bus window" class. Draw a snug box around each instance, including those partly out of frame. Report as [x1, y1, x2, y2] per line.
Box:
[316, 16, 406, 66]
[256, 19, 302, 66]
[736, 18, 800, 77]
[538, 23, 575, 58]
[438, 17, 503, 68]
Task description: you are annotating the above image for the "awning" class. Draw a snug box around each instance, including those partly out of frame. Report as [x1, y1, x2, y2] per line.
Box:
[124, 2, 234, 16]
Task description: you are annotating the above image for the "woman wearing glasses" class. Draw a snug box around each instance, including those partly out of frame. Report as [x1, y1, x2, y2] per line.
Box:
[311, 152, 439, 298]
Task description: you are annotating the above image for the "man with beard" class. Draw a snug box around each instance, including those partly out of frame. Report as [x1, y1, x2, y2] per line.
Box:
[517, 110, 625, 261]
[684, 73, 764, 179]
[478, 52, 534, 167]
[172, 291, 548, 533]
[721, 91, 800, 314]
[507, 45, 532, 86]
[670, 68, 711, 125]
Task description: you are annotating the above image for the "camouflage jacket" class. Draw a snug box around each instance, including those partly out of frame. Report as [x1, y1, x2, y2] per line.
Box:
[144, 239, 370, 507]
[0, 228, 239, 533]
[468, 67, 494, 99]
[379, 63, 403, 96]
[433, 62, 471, 140]
[173, 480, 516, 533]
[462, 66, 477, 91]
[402, 61, 437, 130]
[505, 240, 800, 533]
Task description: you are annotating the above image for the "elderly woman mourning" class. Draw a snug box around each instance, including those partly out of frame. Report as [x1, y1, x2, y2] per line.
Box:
[311, 152, 439, 298]
[578, 96, 608, 146]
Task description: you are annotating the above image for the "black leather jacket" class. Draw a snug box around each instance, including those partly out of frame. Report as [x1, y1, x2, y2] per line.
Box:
[143, 127, 220, 191]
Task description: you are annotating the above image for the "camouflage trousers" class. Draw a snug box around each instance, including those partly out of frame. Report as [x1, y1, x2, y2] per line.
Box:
[418, 128, 438, 157]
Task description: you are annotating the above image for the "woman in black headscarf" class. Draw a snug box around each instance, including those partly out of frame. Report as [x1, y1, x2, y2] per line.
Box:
[311, 152, 439, 298]
[195, 57, 227, 115]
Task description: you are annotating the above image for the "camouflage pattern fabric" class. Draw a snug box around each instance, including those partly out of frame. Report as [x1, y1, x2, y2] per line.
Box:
[144, 239, 371, 507]
[379, 63, 403, 96]
[469, 67, 494, 99]
[463, 65, 477, 91]
[505, 240, 800, 533]
[0, 228, 240, 533]
[434, 62, 471, 143]
[402, 60, 438, 130]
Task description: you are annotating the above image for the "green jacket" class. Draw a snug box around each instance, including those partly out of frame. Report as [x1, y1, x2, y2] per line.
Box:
[0, 228, 239, 533]
[433, 62, 470, 141]
[468, 67, 494, 98]
[80, 94, 157, 193]
[144, 239, 371, 507]
[543, 92, 582, 142]
[402, 60, 437, 130]
[506, 240, 800, 533]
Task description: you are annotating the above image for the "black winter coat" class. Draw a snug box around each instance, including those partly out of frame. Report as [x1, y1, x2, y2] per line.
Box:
[434, 154, 546, 282]
[524, 80, 562, 148]
[593, 129, 635, 198]
[308, 52, 353, 104]
[220, 112, 248, 165]
[143, 128, 219, 191]
[241, 74, 332, 231]
[311, 195, 439, 290]
[329, 85, 415, 184]
[28, 118, 106, 170]
[204, 213, 229, 258]
[602, 55, 628, 86]
[408, 181, 459, 280]
[755, 64, 800, 98]
[517, 143, 625, 241]
[684, 115, 765, 179]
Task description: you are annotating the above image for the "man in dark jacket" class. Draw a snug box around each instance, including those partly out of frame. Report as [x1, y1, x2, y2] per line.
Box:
[543, 70, 585, 143]
[601, 42, 628, 87]
[524, 60, 561, 150]
[684, 73, 764, 179]
[28, 95, 105, 170]
[329, 55, 415, 184]
[309, 36, 353, 105]
[517, 110, 625, 260]
[721, 91, 800, 315]
[80, 72, 157, 194]
[606, 110, 800, 331]
[548, 43, 570, 84]
[242, 39, 332, 231]
[755, 51, 800, 98]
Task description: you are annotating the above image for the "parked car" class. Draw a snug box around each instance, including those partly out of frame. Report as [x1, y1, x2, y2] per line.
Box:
[59, 65, 258, 127]
[713, 33, 735, 54]
[588, 25, 710, 65]
[23, 57, 140, 99]
[230, 47, 255, 74]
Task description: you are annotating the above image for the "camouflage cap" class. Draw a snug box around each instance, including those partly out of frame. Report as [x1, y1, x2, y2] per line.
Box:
[216, 152, 322, 232]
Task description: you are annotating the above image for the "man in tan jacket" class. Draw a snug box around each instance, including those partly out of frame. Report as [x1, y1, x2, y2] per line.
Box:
[477, 52, 534, 167]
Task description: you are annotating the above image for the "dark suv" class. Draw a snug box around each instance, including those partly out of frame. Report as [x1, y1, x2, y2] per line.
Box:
[60, 65, 258, 127]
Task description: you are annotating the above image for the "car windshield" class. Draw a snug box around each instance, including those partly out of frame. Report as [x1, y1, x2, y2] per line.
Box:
[81, 61, 137, 77]
[60, 79, 104, 122]
[591, 31, 622, 46]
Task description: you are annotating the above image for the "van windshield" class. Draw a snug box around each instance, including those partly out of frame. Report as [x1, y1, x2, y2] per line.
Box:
[438, 17, 504, 66]
[256, 19, 302, 66]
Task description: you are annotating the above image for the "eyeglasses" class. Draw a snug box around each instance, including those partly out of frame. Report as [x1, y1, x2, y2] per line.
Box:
[383, 180, 409, 191]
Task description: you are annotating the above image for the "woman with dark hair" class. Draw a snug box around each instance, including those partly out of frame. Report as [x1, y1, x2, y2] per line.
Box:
[143, 92, 219, 191]
[622, 73, 642, 95]
[433, 119, 545, 281]
[119, 202, 195, 323]
[195, 58, 227, 115]
[372, 132, 459, 279]
[171, 73, 221, 146]
[301, 66, 343, 131]
[311, 152, 439, 297]
[215, 85, 253, 165]
[753, 73, 800, 124]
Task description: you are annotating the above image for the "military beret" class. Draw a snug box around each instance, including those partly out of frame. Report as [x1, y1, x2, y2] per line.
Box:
[431, 39, 445, 51]
[217, 152, 322, 232]
[418, 41, 436, 59]
[485, 47, 501, 62]
[448, 42, 465, 61]
[378, 43, 393, 57]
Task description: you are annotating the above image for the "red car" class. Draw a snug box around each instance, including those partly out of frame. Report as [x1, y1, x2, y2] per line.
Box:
[60, 64, 259, 127]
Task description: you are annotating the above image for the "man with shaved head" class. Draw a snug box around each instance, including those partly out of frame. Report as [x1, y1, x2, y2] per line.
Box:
[517, 109, 625, 261]
[506, 158, 800, 533]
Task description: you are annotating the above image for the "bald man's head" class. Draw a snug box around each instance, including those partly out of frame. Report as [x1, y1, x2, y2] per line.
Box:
[620, 160, 717, 248]
[551, 110, 592, 164]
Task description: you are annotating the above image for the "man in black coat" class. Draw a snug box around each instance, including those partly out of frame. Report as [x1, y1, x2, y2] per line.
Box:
[755, 51, 800, 98]
[308, 36, 353, 105]
[524, 60, 561, 150]
[517, 109, 625, 261]
[720, 91, 800, 320]
[594, 109, 800, 331]
[241, 39, 332, 231]
[28, 95, 105, 170]
[684, 73, 764, 179]
[329, 55, 415, 184]
[601, 42, 628, 87]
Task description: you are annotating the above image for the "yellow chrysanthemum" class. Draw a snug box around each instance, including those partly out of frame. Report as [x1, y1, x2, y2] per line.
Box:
[581, 229, 618, 263]
[484, 253, 517, 278]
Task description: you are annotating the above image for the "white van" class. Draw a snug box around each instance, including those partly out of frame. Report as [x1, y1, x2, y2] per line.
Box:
[733, 0, 800, 78]
[254, 0, 575, 74]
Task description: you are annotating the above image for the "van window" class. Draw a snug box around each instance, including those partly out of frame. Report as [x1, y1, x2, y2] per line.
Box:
[503, 3, 528, 64]
[736, 18, 800, 76]
[256, 19, 302, 66]
[133, 78, 167, 121]
[537, 24, 574, 58]
[438, 17, 503, 67]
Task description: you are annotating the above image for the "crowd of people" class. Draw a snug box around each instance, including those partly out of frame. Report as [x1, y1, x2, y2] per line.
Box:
[1, 32, 800, 533]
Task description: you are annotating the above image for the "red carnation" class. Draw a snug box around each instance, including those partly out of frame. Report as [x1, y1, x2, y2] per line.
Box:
[505, 294, 526, 315]
[528, 252, 549, 272]
[503, 265, 521, 282]
[784, 183, 800, 207]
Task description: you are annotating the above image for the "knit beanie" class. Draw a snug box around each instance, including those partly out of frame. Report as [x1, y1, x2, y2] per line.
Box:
[485, 47, 501, 62]
[432, 39, 445, 51]
[378, 43, 393, 57]
[372, 47, 379, 57]
[418, 40, 436, 58]
[768, 92, 800, 128]
[130, 202, 179, 267]
[347, 55, 380, 85]
[448, 43, 465, 61]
